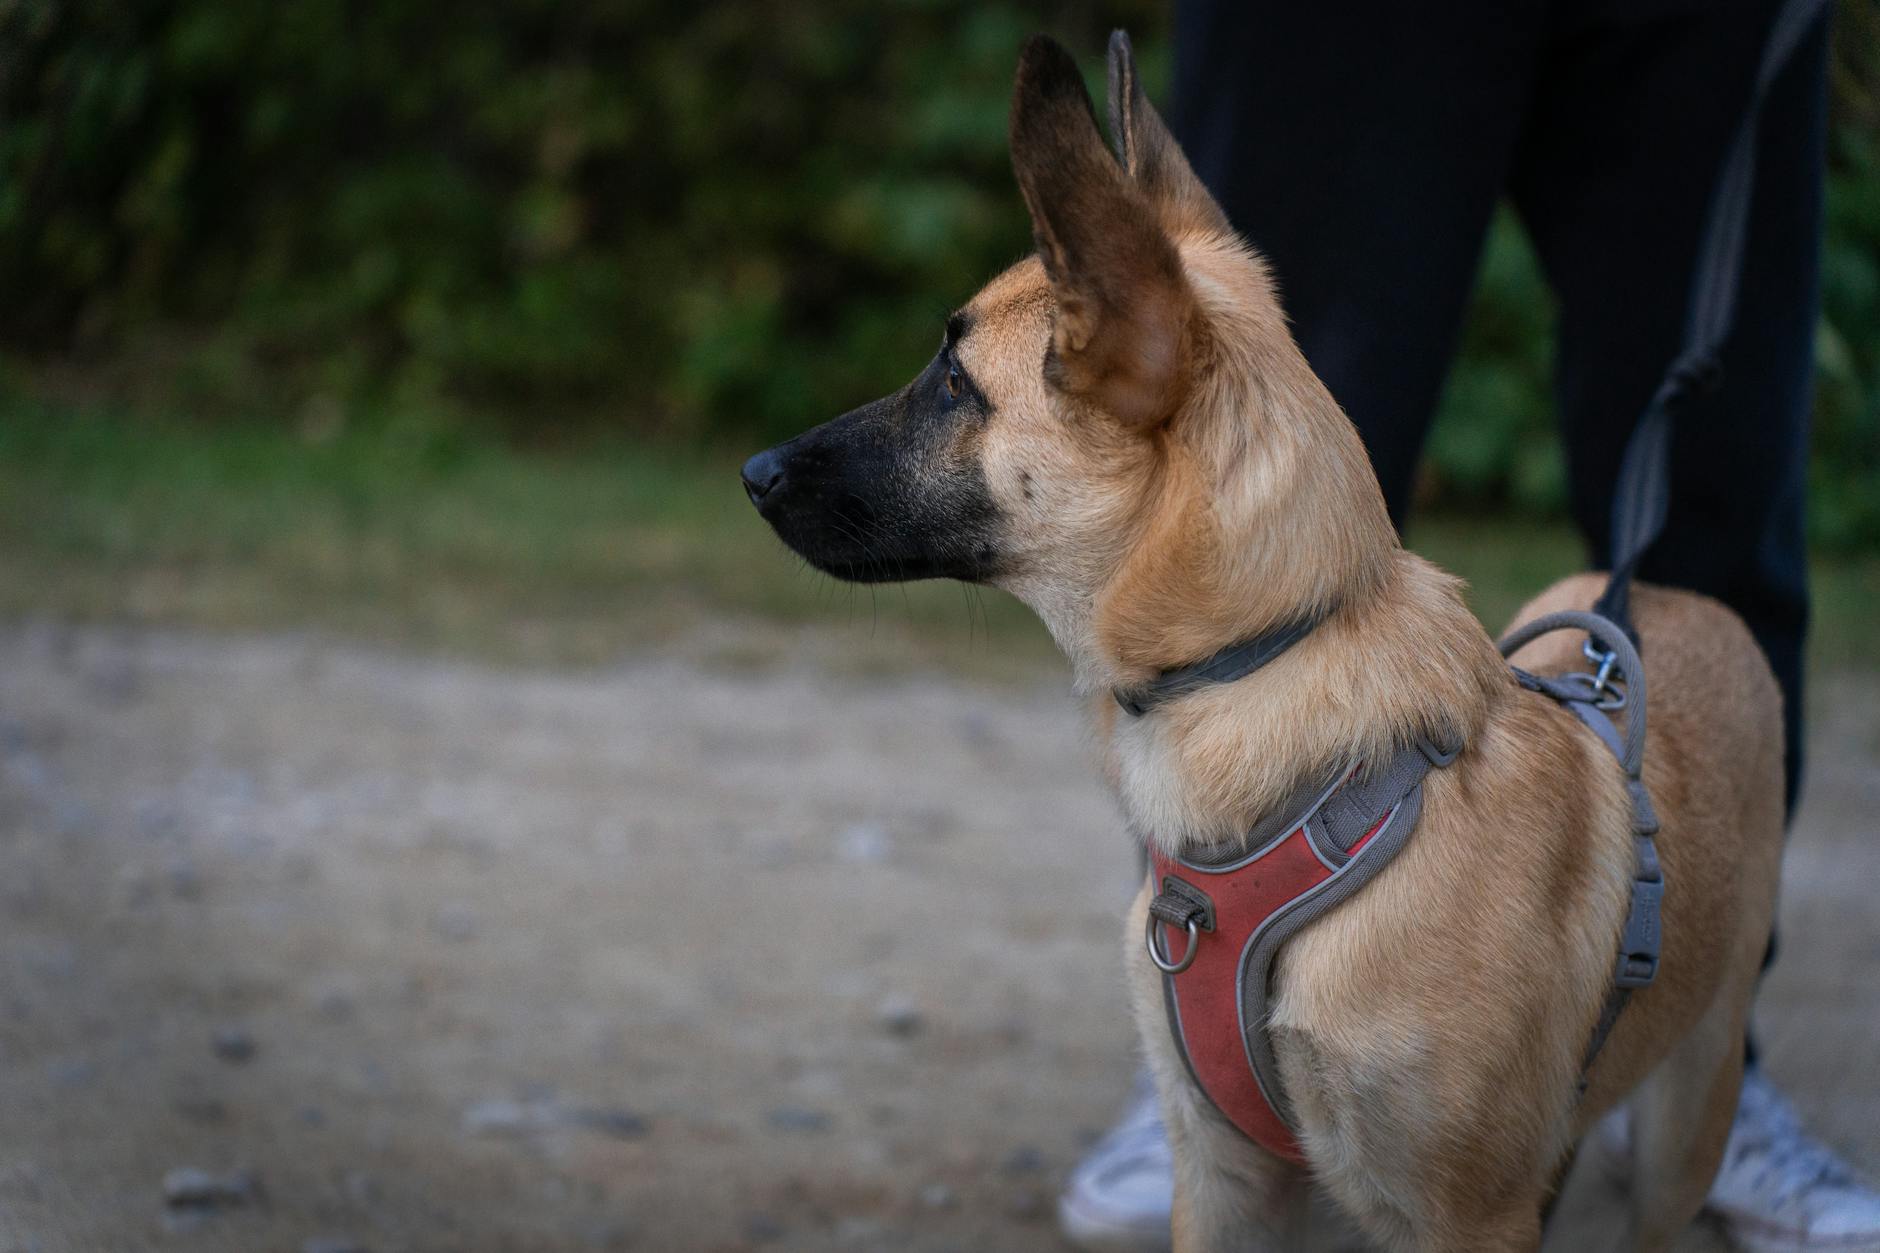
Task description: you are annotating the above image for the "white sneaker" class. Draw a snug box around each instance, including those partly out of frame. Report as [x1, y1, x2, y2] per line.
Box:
[1592, 1069, 1880, 1251]
[1058, 1072, 1174, 1252]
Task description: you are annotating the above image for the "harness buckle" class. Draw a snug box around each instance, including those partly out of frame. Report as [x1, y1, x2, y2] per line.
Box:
[1614, 867, 1664, 990]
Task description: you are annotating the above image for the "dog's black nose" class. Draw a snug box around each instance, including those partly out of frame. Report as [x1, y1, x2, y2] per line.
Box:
[741, 447, 785, 504]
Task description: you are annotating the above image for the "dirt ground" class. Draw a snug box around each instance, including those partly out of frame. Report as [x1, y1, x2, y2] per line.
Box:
[1, 618, 1876, 1253]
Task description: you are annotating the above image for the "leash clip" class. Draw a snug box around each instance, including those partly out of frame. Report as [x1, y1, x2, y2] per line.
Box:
[1581, 637, 1628, 711]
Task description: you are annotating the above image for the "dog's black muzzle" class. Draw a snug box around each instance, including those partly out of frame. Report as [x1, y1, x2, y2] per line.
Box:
[740, 400, 1002, 585]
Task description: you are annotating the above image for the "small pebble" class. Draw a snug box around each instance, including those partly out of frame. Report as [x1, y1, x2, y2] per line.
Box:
[1005, 1186, 1048, 1222]
[835, 821, 891, 863]
[957, 712, 995, 747]
[582, 1219, 633, 1250]
[167, 859, 203, 900]
[462, 1098, 537, 1136]
[764, 1106, 831, 1133]
[568, 1107, 649, 1140]
[162, 1167, 258, 1209]
[876, 996, 924, 1037]
[835, 1216, 885, 1243]
[46, 1058, 96, 1088]
[314, 989, 356, 1022]
[431, 903, 479, 942]
[86, 656, 142, 705]
[919, 1182, 957, 1210]
[211, 1026, 256, 1064]
[343, 1172, 379, 1206]
[136, 802, 179, 840]
[742, 1213, 786, 1243]
[174, 1097, 229, 1125]
[1000, 1145, 1045, 1174]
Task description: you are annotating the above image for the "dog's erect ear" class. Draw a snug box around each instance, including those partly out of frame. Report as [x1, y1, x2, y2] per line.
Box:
[1010, 35, 1198, 429]
[1105, 31, 1230, 236]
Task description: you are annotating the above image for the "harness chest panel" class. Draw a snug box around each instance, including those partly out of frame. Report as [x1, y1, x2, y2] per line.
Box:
[1147, 745, 1447, 1164]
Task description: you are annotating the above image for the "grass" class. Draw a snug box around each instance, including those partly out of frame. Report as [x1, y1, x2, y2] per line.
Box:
[3, 399, 1875, 680]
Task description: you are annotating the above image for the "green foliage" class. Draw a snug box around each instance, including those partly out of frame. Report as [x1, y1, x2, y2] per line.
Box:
[1, 0, 1155, 441]
[1426, 212, 1564, 516]
[1812, 0, 1880, 551]
[1, 0, 1875, 547]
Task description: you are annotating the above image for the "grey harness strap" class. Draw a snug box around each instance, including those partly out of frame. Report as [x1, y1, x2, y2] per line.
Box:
[1498, 610, 1664, 1080]
[1232, 736, 1461, 1128]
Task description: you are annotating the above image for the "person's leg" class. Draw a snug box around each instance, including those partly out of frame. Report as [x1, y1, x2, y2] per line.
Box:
[1168, 0, 1547, 525]
[1508, 0, 1820, 816]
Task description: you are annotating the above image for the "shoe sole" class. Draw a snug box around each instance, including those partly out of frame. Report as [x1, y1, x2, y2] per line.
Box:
[1057, 1190, 1172, 1253]
[1715, 1209, 1880, 1253]
[1591, 1143, 1880, 1251]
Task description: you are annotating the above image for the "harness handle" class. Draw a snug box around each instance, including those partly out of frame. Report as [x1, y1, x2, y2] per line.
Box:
[1498, 611, 1647, 782]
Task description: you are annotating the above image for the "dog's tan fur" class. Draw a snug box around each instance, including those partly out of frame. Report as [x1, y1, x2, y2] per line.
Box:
[961, 36, 1784, 1252]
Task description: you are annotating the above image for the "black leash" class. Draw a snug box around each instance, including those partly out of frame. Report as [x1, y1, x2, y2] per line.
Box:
[1591, 0, 1831, 641]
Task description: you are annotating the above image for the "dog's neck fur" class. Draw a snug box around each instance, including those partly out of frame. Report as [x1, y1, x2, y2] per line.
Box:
[1096, 549, 1508, 855]
[1037, 240, 1511, 854]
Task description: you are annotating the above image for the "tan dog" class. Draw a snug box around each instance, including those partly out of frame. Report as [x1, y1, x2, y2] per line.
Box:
[742, 32, 1784, 1252]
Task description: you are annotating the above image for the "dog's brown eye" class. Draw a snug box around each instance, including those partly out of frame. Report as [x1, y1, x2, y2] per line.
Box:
[946, 362, 964, 399]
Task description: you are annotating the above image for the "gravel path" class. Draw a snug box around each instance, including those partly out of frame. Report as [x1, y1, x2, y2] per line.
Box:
[1, 621, 1874, 1252]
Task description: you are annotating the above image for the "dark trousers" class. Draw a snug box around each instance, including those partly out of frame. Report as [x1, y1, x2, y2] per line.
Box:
[1171, 0, 1828, 818]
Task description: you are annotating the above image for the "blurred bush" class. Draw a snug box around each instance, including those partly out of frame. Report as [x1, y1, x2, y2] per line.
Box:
[1, 1, 1875, 547]
[0, 0, 1154, 440]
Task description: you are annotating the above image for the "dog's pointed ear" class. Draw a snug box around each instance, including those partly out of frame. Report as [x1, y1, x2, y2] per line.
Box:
[1105, 31, 1230, 236]
[1010, 34, 1198, 429]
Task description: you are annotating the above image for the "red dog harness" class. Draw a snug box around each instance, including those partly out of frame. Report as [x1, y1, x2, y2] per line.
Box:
[1144, 740, 1458, 1162]
[1133, 609, 1662, 1166]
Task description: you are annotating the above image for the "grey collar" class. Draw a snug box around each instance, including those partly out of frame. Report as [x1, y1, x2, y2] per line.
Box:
[1112, 609, 1329, 718]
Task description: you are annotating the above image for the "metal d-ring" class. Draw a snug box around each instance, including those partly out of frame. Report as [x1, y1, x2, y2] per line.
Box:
[1145, 912, 1200, 974]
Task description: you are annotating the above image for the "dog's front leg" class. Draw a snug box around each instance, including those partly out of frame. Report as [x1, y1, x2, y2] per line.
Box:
[1127, 886, 1308, 1252]
[1166, 1103, 1311, 1253]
